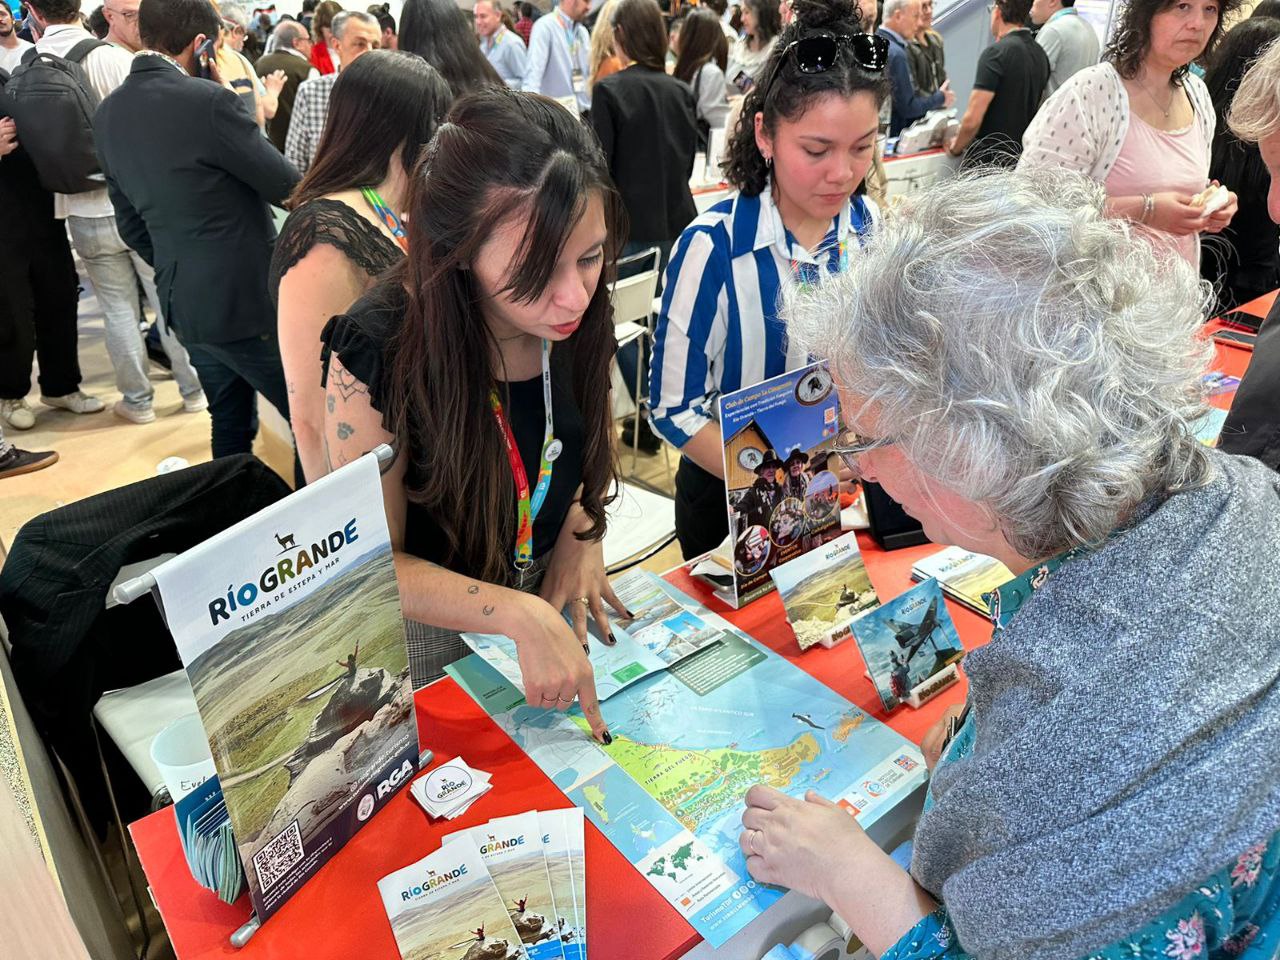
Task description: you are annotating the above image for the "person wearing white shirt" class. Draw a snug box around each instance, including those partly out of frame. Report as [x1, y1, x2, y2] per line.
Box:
[102, 0, 143, 52]
[1030, 0, 1100, 96]
[0, 4, 33, 72]
[25, 0, 206, 424]
[522, 0, 591, 113]
[475, 0, 526, 89]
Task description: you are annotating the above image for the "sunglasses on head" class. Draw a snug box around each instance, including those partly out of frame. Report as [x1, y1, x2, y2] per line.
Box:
[782, 31, 890, 75]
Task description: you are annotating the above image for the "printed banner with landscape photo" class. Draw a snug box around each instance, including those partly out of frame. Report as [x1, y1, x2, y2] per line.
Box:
[152, 454, 419, 922]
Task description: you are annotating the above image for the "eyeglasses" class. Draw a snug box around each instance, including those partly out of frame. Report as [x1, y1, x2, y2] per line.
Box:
[831, 426, 894, 477]
[758, 31, 889, 109]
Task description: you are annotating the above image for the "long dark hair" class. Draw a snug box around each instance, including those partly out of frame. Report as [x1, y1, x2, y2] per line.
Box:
[387, 88, 623, 586]
[723, 0, 888, 195]
[1205, 17, 1280, 199]
[744, 0, 782, 45]
[398, 0, 502, 96]
[610, 0, 668, 72]
[287, 51, 451, 209]
[673, 7, 729, 84]
[311, 0, 341, 40]
[1105, 0, 1243, 81]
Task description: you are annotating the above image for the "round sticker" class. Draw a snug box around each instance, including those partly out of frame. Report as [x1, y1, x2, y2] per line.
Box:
[544, 438, 563, 462]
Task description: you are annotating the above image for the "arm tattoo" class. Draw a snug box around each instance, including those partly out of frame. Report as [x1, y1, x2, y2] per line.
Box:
[482, 605, 495, 616]
[326, 394, 335, 414]
[467, 585, 480, 595]
[337, 422, 354, 440]
[332, 363, 367, 402]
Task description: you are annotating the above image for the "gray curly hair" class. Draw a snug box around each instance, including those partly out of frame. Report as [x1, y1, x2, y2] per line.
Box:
[786, 170, 1215, 560]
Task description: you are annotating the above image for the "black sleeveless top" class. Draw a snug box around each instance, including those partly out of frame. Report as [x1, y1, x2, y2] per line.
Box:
[268, 198, 403, 305]
[319, 283, 587, 571]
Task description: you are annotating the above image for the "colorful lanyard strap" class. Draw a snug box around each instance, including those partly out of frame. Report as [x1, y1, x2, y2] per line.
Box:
[361, 187, 409, 254]
[557, 10, 580, 60]
[489, 339, 561, 570]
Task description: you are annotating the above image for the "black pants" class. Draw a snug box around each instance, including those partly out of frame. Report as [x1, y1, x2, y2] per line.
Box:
[0, 230, 82, 400]
[675, 456, 730, 560]
[184, 331, 303, 486]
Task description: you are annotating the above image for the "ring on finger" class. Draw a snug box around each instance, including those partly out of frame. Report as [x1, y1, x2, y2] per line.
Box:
[540, 694, 558, 703]
[572, 596, 590, 606]
[556, 695, 575, 704]
[749, 828, 763, 855]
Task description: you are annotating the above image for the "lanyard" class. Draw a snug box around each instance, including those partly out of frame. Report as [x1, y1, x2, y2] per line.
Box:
[556, 10, 581, 61]
[788, 198, 866, 286]
[489, 339, 561, 569]
[361, 187, 409, 254]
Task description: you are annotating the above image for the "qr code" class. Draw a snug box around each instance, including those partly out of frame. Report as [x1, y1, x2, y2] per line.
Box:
[252, 820, 302, 892]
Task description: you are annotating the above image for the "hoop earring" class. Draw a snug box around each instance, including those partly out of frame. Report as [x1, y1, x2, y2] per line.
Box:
[764, 154, 773, 169]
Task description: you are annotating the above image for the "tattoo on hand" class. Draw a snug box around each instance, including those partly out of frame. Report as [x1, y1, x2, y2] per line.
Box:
[467, 585, 480, 595]
[326, 394, 335, 414]
[337, 422, 354, 440]
[482, 605, 494, 616]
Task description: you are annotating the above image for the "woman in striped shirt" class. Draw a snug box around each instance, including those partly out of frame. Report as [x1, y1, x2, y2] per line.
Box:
[648, 0, 890, 558]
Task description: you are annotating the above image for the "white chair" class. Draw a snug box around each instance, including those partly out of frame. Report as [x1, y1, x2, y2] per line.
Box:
[610, 246, 673, 489]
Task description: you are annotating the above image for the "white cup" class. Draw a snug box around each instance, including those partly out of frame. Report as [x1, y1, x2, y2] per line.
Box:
[151, 713, 216, 803]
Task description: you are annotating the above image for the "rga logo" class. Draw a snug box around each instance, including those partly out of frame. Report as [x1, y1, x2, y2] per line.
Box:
[377, 759, 415, 799]
[357, 793, 375, 821]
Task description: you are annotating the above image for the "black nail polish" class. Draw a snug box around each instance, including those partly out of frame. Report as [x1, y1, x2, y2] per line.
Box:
[607, 633, 617, 646]
[626, 609, 635, 619]
[602, 730, 613, 745]
[583, 643, 590, 655]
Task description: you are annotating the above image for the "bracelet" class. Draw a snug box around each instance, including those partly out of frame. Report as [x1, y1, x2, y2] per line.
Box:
[1139, 194, 1155, 224]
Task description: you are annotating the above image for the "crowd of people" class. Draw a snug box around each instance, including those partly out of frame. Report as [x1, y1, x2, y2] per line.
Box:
[2, 0, 1280, 952]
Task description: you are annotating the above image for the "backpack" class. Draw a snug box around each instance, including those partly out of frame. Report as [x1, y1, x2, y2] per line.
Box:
[3, 39, 110, 194]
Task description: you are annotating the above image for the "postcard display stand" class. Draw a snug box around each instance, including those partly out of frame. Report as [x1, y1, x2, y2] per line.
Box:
[716, 361, 845, 608]
[135, 450, 419, 942]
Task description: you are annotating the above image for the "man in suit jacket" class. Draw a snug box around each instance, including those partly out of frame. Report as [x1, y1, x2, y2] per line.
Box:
[94, 0, 301, 470]
[255, 18, 316, 153]
[878, 0, 953, 137]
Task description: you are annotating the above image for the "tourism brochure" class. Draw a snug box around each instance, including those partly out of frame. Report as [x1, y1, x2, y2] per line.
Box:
[447, 576, 927, 948]
[149, 454, 419, 923]
[851, 579, 965, 711]
[464, 569, 726, 701]
[539, 809, 586, 960]
[442, 811, 567, 960]
[378, 834, 523, 960]
[769, 530, 881, 650]
[714, 360, 844, 608]
[909, 545, 1014, 618]
[1203, 371, 1241, 396]
[174, 774, 245, 905]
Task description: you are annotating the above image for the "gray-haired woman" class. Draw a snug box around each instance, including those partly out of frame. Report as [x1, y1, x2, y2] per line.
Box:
[736, 170, 1280, 959]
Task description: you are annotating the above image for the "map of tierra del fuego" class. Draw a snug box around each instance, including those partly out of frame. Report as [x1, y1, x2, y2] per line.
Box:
[449, 572, 927, 947]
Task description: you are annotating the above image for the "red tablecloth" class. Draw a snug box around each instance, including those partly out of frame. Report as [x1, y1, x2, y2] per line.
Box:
[131, 291, 1269, 959]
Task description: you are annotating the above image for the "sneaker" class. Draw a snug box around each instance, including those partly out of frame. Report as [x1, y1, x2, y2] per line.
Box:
[0, 446, 59, 480]
[1, 398, 36, 430]
[113, 399, 157, 424]
[41, 390, 105, 415]
[182, 390, 209, 414]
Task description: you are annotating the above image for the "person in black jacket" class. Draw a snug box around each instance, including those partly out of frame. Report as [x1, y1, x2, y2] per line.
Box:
[590, 0, 697, 451]
[94, 0, 301, 471]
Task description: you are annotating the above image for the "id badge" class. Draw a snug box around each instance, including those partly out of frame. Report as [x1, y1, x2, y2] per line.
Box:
[572, 67, 586, 96]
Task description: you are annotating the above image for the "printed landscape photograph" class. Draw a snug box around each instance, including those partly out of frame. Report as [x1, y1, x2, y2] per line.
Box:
[184, 543, 414, 905]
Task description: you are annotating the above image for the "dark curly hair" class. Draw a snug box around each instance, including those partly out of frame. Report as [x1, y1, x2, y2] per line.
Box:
[1105, 0, 1245, 82]
[722, 0, 889, 196]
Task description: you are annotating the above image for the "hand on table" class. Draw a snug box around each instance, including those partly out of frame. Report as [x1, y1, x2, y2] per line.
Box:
[0, 118, 18, 157]
[738, 785, 872, 901]
[510, 594, 611, 743]
[540, 504, 629, 651]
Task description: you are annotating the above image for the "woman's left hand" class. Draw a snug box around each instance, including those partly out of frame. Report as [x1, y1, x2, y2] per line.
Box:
[1203, 189, 1238, 234]
[738, 785, 872, 902]
[540, 504, 628, 651]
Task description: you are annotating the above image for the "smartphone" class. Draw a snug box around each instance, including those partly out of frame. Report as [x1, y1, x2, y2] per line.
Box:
[1211, 328, 1257, 350]
[196, 37, 217, 80]
[1219, 309, 1263, 333]
[731, 69, 754, 94]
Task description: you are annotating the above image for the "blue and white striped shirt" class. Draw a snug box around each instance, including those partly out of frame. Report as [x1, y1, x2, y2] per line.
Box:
[648, 186, 878, 448]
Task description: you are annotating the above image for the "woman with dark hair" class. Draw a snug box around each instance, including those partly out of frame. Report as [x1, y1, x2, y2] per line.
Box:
[1020, 0, 1242, 268]
[1201, 16, 1280, 312]
[320, 87, 623, 735]
[270, 51, 451, 483]
[514, 0, 538, 44]
[649, 0, 889, 558]
[398, 0, 502, 96]
[591, 0, 699, 267]
[309, 0, 342, 73]
[673, 6, 731, 133]
[727, 0, 781, 89]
